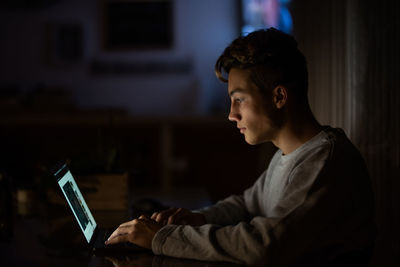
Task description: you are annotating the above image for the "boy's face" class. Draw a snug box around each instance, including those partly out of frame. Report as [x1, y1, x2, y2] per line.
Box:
[227, 68, 281, 145]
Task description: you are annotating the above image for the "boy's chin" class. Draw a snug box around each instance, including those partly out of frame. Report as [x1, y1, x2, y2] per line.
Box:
[244, 136, 260, 145]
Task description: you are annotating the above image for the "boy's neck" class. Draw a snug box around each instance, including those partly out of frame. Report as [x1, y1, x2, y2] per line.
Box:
[272, 109, 323, 155]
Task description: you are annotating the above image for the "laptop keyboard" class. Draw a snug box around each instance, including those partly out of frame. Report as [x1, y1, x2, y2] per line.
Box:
[94, 228, 113, 248]
[103, 229, 113, 241]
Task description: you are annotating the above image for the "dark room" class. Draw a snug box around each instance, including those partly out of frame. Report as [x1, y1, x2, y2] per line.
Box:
[0, 0, 399, 266]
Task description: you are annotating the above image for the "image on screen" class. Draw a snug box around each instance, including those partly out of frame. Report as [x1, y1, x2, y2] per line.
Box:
[63, 181, 90, 230]
[58, 170, 96, 243]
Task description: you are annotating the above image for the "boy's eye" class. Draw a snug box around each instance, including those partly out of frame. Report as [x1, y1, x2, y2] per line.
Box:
[234, 98, 243, 103]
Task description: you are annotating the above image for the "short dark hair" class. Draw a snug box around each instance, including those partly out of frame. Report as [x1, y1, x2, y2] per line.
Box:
[215, 28, 308, 102]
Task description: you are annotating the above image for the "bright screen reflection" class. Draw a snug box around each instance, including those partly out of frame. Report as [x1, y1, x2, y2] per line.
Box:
[58, 170, 97, 243]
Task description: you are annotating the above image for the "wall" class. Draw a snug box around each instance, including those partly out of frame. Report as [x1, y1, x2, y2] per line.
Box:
[0, 0, 239, 115]
[292, 0, 400, 266]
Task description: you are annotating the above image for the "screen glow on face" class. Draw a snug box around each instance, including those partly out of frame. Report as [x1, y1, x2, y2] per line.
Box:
[58, 171, 97, 243]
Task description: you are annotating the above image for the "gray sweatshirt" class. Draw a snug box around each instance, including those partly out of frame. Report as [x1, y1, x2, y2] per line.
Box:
[152, 127, 376, 266]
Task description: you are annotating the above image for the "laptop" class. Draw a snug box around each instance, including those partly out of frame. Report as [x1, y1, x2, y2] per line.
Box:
[53, 161, 145, 254]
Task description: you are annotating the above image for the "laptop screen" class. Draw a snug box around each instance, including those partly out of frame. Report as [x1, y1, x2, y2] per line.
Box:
[55, 164, 97, 243]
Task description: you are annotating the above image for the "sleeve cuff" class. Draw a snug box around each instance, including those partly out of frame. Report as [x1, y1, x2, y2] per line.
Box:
[152, 224, 178, 255]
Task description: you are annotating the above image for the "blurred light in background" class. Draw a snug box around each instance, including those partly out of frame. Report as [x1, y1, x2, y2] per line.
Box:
[241, 0, 292, 35]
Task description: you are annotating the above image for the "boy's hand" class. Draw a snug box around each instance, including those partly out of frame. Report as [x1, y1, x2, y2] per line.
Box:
[105, 215, 162, 249]
[151, 207, 206, 226]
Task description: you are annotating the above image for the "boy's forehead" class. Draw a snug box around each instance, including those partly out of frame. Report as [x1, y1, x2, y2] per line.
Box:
[228, 68, 254, 94]
[228, 68, 250, 81]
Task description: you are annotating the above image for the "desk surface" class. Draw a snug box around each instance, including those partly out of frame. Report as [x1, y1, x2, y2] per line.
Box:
[1, 198, 242, 267]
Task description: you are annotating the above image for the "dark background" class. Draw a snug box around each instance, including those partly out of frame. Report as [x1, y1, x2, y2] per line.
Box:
[0, 0, 399, 266]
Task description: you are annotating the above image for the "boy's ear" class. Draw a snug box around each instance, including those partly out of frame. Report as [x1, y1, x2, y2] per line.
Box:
[273, 86, 287, 109]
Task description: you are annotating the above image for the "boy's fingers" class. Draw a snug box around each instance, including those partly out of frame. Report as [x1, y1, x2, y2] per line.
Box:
[151, 212, 158, 220]
[107, 228, 120, 241]
[139, 215, 150, 220]
[168, 208, 180, 224]
[168, 208, 188, 224]
[105, 233, 129, 245]
[119, 219, 137, 227]
[107, 221, 138, 240]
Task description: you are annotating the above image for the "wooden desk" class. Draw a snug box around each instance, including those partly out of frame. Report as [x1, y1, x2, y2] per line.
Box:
[0, 193, 242, 267]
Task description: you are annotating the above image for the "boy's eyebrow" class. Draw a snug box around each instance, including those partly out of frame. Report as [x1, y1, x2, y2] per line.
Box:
[229, 88, 247, 97]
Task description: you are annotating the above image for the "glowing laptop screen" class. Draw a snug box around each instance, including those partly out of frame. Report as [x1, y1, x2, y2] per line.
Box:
[56, 167, 97, 243]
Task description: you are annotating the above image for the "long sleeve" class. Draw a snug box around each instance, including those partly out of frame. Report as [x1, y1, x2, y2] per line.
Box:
[152, 216, 279, 265]
[152, 128, 376, 265]
[196, 167, 272, 225]
[152, 157, 375, 266]
[195, 195, 250, 225]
